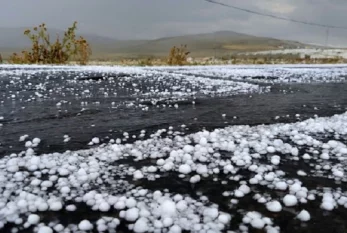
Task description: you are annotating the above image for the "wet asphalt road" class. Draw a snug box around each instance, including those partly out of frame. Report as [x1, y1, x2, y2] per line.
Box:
[1, 80, 346, 156]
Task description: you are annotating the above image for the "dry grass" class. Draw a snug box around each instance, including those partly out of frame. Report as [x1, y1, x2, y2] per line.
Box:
[83, 55, 346, 66]
[2, 54, 344, 66]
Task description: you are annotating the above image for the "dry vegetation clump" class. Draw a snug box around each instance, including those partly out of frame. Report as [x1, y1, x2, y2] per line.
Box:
[9, 22, 91, 65]
[138, 58, 153, 66]
[167, 45, 190, 65]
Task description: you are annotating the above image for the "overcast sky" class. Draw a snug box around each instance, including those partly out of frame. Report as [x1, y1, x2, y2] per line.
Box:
[1, 0, 347, 46]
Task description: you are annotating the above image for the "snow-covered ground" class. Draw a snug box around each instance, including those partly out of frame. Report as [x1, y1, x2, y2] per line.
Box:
[0, 64, 347, 233]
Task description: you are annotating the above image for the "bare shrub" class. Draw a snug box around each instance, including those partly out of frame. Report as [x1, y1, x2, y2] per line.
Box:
[9, 22, 91, 65]
[167, 45, 190, 65]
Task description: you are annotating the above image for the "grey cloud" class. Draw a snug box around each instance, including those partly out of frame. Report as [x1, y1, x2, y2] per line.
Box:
[0, 0, 346, 46]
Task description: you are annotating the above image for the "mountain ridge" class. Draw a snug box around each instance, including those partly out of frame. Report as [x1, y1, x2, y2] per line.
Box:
[0, 28, 318, 59]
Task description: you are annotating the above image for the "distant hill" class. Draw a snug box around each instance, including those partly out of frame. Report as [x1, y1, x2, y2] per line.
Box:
[110, 31, 314, 58]
[0, 28, 319, 60]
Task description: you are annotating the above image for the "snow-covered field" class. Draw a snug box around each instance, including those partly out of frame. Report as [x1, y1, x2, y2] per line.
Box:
[0, 64, 347, 233]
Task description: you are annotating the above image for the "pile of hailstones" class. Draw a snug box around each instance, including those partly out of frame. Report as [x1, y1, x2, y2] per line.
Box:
[1, 112, 347, 233]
